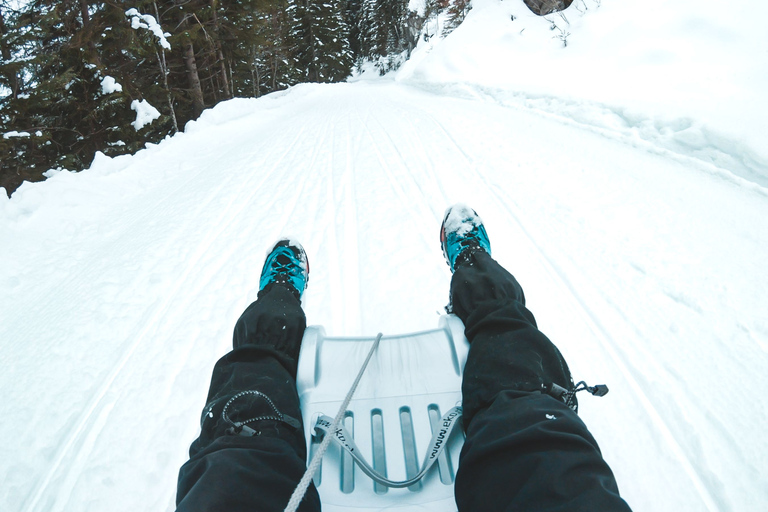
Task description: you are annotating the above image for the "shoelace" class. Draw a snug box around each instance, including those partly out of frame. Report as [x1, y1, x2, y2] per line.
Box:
[458, 234, 482, 251]
[268, 253, 302, 279]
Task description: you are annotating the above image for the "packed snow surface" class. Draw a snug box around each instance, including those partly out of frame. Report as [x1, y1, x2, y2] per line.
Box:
[2, 1, 767, 512]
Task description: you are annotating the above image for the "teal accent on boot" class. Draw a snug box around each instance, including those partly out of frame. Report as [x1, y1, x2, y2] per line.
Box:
[259, 239, 309, 300]
[440, 204, 491, 272]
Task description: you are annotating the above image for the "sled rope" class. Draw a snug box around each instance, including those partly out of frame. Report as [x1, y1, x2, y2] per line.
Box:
[283, 332, 384, 512]
[313, 405, 462, 488]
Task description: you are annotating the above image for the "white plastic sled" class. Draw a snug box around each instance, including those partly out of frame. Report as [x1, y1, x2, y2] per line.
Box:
[296, 315, 470, 512]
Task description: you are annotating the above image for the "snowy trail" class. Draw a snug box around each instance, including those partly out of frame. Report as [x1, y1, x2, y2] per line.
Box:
[2, 80, 767, 512]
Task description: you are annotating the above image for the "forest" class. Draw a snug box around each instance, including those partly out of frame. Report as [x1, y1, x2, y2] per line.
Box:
[0, 0, 480, 194]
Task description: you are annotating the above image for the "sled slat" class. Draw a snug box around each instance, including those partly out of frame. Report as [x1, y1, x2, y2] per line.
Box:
[399, 406, 422, 492]
[297, 315, 469, 511]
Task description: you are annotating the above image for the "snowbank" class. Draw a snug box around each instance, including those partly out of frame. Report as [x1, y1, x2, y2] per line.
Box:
[399, 0, 768, 185]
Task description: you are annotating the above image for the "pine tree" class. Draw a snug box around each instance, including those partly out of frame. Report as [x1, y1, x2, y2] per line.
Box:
[290, 0, 352, 83]
[443, 0, 472, 37]
[216, 0, 297, 97]
[345, 0, 363, 62]
[0, 1, 34, 193]
[356, 0, 376, 61]
[0, 0, 433, 196]
[355, 0, 414, 73]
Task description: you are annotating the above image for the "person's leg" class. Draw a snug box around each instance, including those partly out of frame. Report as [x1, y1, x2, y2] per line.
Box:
[451, 252, 630, 511]
[441, 205, 631, 512]
[176, 241, 320, 512]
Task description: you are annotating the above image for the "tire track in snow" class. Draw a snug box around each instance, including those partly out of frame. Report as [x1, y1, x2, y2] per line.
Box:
[20, 121, 311, 512]
[144, 126, 322, 458]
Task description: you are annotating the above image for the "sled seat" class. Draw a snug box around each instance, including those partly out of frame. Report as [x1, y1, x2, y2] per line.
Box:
[296, 315, 470, 512]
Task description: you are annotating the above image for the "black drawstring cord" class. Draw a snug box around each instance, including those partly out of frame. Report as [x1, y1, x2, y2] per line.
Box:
[544, 380, 609, 411]
[222, 390, 301, 436]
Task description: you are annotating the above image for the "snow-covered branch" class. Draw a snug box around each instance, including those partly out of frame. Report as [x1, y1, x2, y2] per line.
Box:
[125, 8, 171, 50]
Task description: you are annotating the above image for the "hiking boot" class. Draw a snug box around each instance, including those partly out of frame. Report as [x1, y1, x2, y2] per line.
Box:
[259, 239, 309, 301]
[440, 204, 491, 273]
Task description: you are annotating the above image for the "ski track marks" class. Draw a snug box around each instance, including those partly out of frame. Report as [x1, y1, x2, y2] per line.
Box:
[359, 112, 436, 260]
[491, 194, 720, 512]
[19, 117, 311, 512]
[403, 88, 729, 510]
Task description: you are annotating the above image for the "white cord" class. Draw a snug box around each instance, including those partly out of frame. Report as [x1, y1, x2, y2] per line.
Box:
[283, 332, 383, 512]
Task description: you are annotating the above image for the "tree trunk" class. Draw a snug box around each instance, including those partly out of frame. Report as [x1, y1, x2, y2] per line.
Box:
[307, 17, 319, 82]
[210, 1, 231, 99]
[0, 7, 19, 98]
[78, 0, 102, 67]
[228, 59, 234, 97]
[154, 2, 179, 133]
[79, 0, 90, 24]
[182, 39, 204, 117]
[176, 3, 205, 118]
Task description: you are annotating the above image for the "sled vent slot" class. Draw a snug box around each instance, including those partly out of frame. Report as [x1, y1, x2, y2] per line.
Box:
[341, 411, 355, 493]
[428, 404, 455, 484]
[399, 406, 422, 492]
[371, 409, 388, 494]
[310, 428, 322, 487]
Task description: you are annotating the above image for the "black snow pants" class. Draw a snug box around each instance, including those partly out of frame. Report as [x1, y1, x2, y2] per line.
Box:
[175, 253, 632, 512]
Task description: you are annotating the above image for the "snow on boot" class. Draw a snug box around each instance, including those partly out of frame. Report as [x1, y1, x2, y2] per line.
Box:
[258, 239, 309, 301]
[440, 204, 491, 273]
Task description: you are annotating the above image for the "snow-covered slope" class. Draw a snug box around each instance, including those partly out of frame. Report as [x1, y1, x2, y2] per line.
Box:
[399, 0, 768, 188]
[2, 2, 767, 512]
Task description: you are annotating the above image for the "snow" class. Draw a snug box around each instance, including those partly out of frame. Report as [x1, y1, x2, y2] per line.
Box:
[442, 203, 483, 236]
[3, 130, 30, 139]
[130, 99, 161, 130]
[100, 76, 123, 94]
[2, 1, 767, 512]
[409, 0, 427, 17]
[125, 8, 171, 50]
[398, 0, 768, 186]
